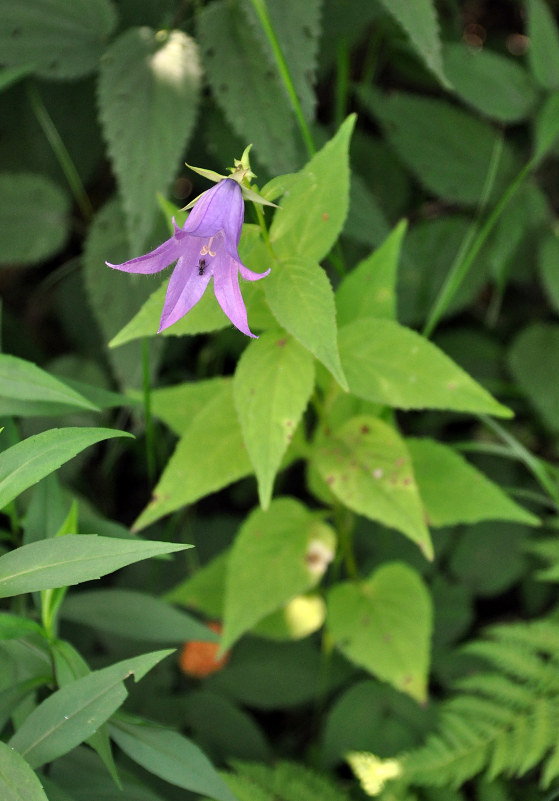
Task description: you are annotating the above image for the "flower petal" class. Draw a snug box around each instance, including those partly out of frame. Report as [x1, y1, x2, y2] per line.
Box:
[183, 179, 244, 248]
[106, 235, 182, 275]
[238, 262, 271, 282]
[213, 253, 256, 338]
[158, 245, 212, 332]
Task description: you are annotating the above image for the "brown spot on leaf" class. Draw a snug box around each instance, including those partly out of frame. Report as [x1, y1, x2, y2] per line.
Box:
[360, 424, 370, 434]
[322, 212, 329, 221]
[276, 337, 287, 347]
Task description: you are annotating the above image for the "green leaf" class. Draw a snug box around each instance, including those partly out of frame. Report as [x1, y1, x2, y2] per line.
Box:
[539, 232, 559, 314]
[0, 613, 44, 641]
[359, 88, 517, 205]
[508, 323, 559, 431]
[264, 257, 347, 389]
[0, 677, 49, 734]
[0, 0, 116, 79]
[327, 562, 433, 702]
[0, 354, 98, 414]
[313, 416, 432, 559]
[443, 43, 538, 123]
[338, 318, 512, 417]
[0, 66, 35, 93]
[151, 377, 230, 435]
[166, 550, 228, 618]
[534, 92, 559, 163]
[527, 0, 559, 89]
[234, 332, 315, 508]
[9, 650, 172, 768]
[0, 427, 133, 513]
[336, 220, 407, 326]
[0, 740, 49, 801]
[239, 0, 321, 121]
[407, 438, 539, 527]
[376, 0, 449, 88]
[110, 718, 237, 801]
[0, 535, 190, 598]
[270, 115, 355, 262]
[222, 498, 336, 650]
[98, 27, 201, 252]
[84, 198, 164, 388]
[60, 589, 218, 643]
[133, 381, 252, 531]
[0, 173, 70, 267]
[197, 0, 298, 174]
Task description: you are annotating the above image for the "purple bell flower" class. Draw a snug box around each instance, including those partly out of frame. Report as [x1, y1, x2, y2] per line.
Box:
[106, 178, 270, 337]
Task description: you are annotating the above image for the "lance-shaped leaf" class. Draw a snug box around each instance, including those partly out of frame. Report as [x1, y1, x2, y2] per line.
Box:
[9, 650, 172, 768]
[0, 427, 133, 512]
[234, 332, 314, 508]
[313, 416, 432, 559]
[0, 740, 50, 801]
[327, 562, 433, 703]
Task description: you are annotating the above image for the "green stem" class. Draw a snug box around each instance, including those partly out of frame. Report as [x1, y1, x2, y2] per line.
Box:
[423, 136, 532, 339]
[142, 338, 156, 486]
[247, 0, 315, 159]
[26, 82, 94, 221]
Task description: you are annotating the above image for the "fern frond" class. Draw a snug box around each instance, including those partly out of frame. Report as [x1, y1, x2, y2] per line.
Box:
[454, 672, 534, 711]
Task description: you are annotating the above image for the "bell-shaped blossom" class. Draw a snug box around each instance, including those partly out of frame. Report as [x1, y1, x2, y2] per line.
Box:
[106, 178, 270, 337]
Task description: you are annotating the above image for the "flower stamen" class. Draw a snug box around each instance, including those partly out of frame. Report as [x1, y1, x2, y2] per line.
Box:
[200, 237, 216, 257]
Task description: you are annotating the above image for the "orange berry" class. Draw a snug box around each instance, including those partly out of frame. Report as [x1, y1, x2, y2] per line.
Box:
[178, 621, 230, 678]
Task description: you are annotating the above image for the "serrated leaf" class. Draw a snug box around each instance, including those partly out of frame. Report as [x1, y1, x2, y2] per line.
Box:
[527, 0, 559, 89]
[0, 427, 133, 512]
[508, 323, 559, 430]
[0, 535, 189, 598]
[443, 43, 538, 123]
[0, 354, 98, 414]
[358, 88, 517, 205]
[60, 589, 218, 643]
[9, 650, 172, 768]
[264, 257, 347, 389]
[151, 377, 230, 435]
[239, 0, 321, 121]
[327, 562, 432, 702]
[0, 0, 116, 80]
[336, 220, 407, 326]
[376, 0, 449, 88]
[407, 438, 539, 527]
[84, 198, 164, 387]
[234, 332, 315, 508]
[0, 173, 70, 266]
[314, 416, 432, 558]
[222, 498, 336, 650]
[338, 317, 512, 417]
[99, 27, 201, 252]
[110, 718, 237, 801]
[133, 381, 252, 531]
[0, 740, 49, 801]
[270, 115, 355, 262]
[197, 0, 298, 174]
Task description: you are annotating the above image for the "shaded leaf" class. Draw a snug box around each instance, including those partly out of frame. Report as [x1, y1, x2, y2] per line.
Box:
[0, 740, 49, 801]
[0, 354, 98, 414]
[508, 323, 559, 431]
[527, 0, 559, 89]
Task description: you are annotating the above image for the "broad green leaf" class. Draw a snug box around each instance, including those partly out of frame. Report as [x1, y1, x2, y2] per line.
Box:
[0, 613, 44, 640]
[407, 438, 539, 527]
[508, 323, 559, 430]
[98, 28, 201, 252]
[264, 257, 347, 389]
[222, 498, 336, 650]
[0, 0, 116, 79]
[0, 677, 49, 734]
[534, 92, 559, 163]
[338, 318, 512, 417]
[0, 354, 98, 414]
[0, 66, 35, 93]
[84, 198, 164, 388]
[197, 0, 298, 174]
[539, 232, 559, 314]
[151, 377, 229, 435]
[443, 43, 538, 123]
[0, 740, 49, 801]
[9, 650, 172, 768]
[0, 535, 190, 598]
[358, 88, 517, 205]
[61, 589, 218, 643]
[239, 0, 321, 121]
[234, 332, 315, 508]
[344, 173, 390, 248]
[336, 220, 407, 326]
[313, 416, 432, 559]
[0, 173, 70, 267]
[133, 382, 252, 530]
[376, 0, 449, 88]
[0, 427, 133, 512]
[110, 718, 237, 801]
[270, 115, 355, 261]
[166, 550, 228, 618]
[327, 562, 433, 702]
[527, 0, 559, 89]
